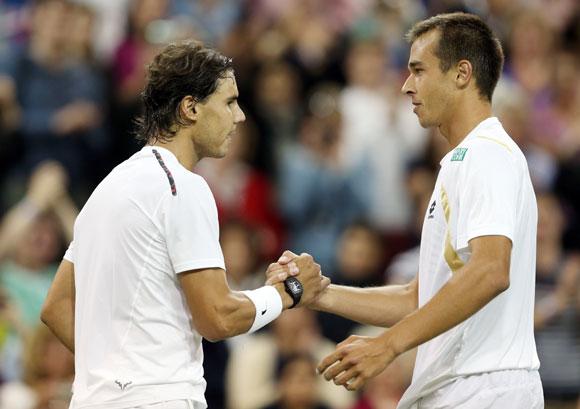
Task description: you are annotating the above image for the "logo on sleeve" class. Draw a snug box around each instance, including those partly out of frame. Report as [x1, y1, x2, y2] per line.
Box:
[451, 147, 468, 162]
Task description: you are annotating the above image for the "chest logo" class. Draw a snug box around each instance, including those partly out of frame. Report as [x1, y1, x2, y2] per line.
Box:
[451, 147, 468, 162]
[428, 200, 436, 219]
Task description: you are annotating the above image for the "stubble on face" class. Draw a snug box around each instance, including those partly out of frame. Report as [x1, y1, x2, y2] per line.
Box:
[405, 30, 454, 130]
[194, 73, 240, 160]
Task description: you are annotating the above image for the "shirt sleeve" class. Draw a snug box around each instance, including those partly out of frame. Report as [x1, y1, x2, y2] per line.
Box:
[163, 176, 225, 274]
[455, 141, 519, 250]
[63, 240, 74, 263]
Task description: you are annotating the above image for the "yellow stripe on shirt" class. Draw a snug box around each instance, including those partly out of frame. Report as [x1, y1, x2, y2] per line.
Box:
[441, 186, 465, 273]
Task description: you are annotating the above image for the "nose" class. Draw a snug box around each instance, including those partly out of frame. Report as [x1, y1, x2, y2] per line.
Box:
[235, 104, 246, 124]
[401, 75, 415, 96]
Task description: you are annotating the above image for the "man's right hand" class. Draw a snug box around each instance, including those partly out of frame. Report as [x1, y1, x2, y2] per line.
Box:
[268, 251, 330, 308]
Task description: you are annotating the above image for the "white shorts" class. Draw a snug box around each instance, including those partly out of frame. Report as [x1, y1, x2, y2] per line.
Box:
[415, 370, 544, 409]
[129, 400, 204, 409]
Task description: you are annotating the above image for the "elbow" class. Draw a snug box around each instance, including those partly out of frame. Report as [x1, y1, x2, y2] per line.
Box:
[40, 302, 54, 328]
[198, 303, 238, 342]
[487, 265, 510, 295]
[201, 323, 230, 342]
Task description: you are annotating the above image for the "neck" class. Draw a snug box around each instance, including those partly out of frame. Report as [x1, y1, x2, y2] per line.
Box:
[150, 130, 199, 171]
[438, 95, 493, 148]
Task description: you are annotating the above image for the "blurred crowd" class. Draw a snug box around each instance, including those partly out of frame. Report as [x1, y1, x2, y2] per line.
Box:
[0, 0, 579, 408]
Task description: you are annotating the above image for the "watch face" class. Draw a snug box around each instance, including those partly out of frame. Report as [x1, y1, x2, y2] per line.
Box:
[288, 279, 302, 293]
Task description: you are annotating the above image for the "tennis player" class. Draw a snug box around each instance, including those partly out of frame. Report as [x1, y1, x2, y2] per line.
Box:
[276, 13, 543, 409]
[41, 41, 327, 409]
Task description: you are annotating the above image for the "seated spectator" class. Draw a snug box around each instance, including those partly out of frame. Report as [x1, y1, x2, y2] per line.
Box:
[534, 192, 580, 409]
[318, 222, 385, 344]
[227, 308, 354, 409]
[262, 353, 331, 409]
[278, 84, 369, 273]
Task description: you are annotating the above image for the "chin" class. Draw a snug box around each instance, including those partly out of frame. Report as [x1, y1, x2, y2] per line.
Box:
[418, 116, 436, 129]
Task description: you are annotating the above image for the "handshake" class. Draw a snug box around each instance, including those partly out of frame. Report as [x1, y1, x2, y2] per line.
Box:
[264, 250, 331, 310]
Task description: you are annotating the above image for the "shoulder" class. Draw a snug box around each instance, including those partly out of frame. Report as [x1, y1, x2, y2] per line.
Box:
[458, 132, 521, 174]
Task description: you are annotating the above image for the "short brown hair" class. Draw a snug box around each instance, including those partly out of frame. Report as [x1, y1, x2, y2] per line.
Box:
[406, 12, 504, 102]
[135, 41, 234, 143]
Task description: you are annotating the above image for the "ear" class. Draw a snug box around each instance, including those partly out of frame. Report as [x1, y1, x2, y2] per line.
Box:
[455, 60, 472, 90]
[179, 96, 198, 122]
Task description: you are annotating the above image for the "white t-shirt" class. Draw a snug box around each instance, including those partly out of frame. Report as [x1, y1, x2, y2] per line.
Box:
[397, 117, 540, 408]
[64, 146, 225, 409]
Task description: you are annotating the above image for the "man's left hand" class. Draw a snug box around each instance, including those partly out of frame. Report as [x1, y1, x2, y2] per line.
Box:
[317, 334, 397, 391]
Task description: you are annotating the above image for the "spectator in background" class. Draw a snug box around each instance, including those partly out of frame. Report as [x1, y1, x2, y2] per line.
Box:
[252, 62, 304, 174]
[221, 221, 266, 292]
[278, 84, 369, 273]
[339, 38, 428, 236]
[318, 222, 385, 344]
[0, 74, 22, 211]
[0, 325, 74, 409]
[386, 162, 436, 285]
[196, 118, 285, 259]
[110, 0, 188, 162]
[227, 308, 353, 409]
[534, 192, 580, 409]
[262, 353, 331, 409]
[0, 0, 106, 202]
[0, 161, 77, 382]
[506, 11, 554, 100]
[493, 81, 558, 192]
[171, 0, 241, 46]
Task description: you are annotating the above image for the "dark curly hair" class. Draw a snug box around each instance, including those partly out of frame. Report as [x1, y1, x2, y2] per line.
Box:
[406, 12, 504, 102]
[135, 41, 234, 144]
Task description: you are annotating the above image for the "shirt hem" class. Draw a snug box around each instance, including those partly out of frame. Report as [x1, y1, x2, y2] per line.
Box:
[173, 259, 225, 274]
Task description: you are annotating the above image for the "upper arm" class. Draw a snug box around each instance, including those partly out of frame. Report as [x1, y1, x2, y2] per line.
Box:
[467, 235, 512, 289]
[42, 259, 75, 317]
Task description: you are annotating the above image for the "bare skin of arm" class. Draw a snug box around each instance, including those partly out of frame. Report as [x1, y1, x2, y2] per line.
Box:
[311, 280, 418, 328]
[268, 251, 418, 328]
[179, 254, 327, 342]
[41, 259, 75, 353]
[317, 235, 512, 391]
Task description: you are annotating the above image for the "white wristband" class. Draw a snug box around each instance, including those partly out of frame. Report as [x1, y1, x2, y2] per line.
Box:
[242, 286, 283, 333]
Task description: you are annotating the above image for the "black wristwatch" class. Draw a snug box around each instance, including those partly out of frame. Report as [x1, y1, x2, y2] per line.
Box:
[284, 277, 303, 308]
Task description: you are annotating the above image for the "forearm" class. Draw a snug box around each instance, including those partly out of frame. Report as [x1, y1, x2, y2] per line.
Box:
[383, 261, 506, 356]
[312, 282, 417, 328]
[200, 283, 293, 342]
[41, 299, 75, 353]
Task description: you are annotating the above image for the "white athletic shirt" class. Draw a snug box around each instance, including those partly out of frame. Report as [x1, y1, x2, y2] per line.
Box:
[64, 146, 225, 409]
[397, 117, 540, 408]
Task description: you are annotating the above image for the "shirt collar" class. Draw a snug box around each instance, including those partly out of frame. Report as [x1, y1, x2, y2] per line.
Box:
[140, 145, 179, 164]
[439, 116, 499, 166]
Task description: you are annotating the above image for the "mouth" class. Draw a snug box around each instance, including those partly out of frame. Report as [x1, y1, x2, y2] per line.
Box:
[412, 102, 421, 114]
